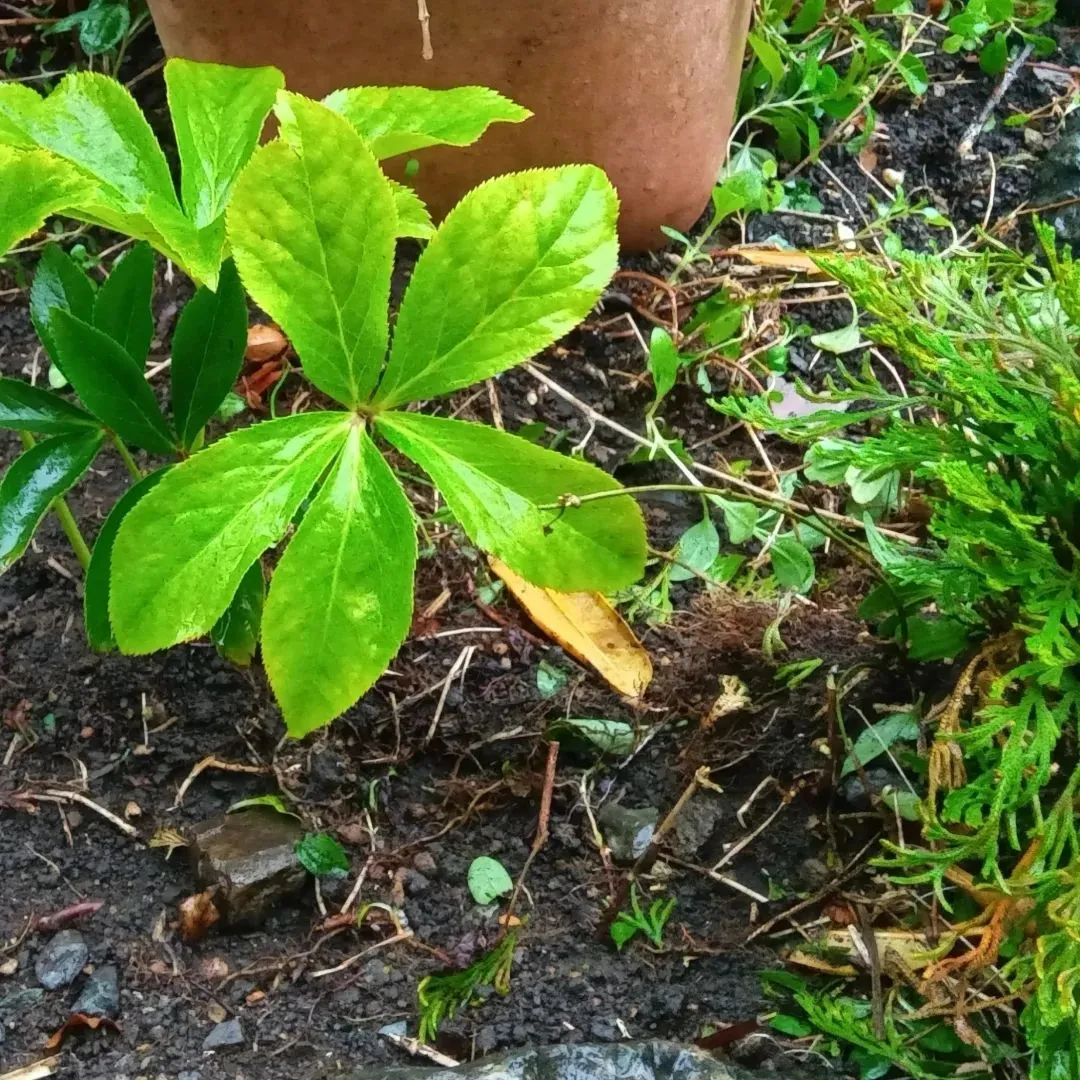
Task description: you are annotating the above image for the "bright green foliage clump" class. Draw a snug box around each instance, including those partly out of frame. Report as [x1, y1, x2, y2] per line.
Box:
[108, 94, 643, 738]
[722, 222, 1080, 1080]
[0, 61, 528, 284]
[0, 61, 643, 740]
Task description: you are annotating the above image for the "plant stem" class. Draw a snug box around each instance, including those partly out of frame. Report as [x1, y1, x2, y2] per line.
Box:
[18, 431, 91, 572]
[111, 435, 143, 481]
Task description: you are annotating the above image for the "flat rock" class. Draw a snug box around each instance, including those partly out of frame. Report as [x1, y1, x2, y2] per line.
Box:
[333, 1041, 761, 1080]
[71, 964, 119, 1018]
[35, 930, 88, 990]
[1034, 112, 1080, 247]
[597, 804, 659, 864]
[190, 808, 307, 929]
[203, 1017, 245, 1050]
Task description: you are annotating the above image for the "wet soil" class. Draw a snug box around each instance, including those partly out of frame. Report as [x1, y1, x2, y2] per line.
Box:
[0, 19, 1073, 1080]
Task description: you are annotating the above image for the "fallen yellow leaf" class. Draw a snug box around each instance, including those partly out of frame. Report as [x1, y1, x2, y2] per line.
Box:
[489, 558, 652, 699]
[717, 247, 830, 275]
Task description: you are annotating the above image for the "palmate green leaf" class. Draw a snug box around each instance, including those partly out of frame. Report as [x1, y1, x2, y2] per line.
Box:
[84, 467, 169, 651]
[376, 411, 645, 592]
[0, 378, 99, 435]
[110, 412, 350, 654]
[373, 166, 618, 409]
[262, 423, 416, 737]
[212, 559, 265, 668]
[0, 146, 92, 255]
[166, 59, 283, 230]
[30, 244, 96, 375]
[170, 259, 248, 449]
[49, 310, 175, 455]
[0, 430, 104, 574]
[322, 84, 530, 159]
[94, 241, 155, 364]
[228, 95, 397, 407]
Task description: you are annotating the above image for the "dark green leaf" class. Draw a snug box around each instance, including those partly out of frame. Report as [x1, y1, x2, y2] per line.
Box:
[0, 378, 99, 434]
[979, 32, 1009, 76]
[771, 1014, 814, 1037]
[748, 32, 786, 86]
[671, 512, 720, 582]
[713, 497, 758, 544]
[546, 717, 634, 755]
[536, 660, 568, 698]
[30, 244, 96, 375]
[78, 1, 130, 55]
[94, 241, 155, 365]
[788, 0, 826, 34]
[170, 259, 248, 449]
[295, 832, 350, 877]
[84, 467, 169, 651]
[0, 430, 104, 574]
[648, 327, 681, 408]
[770, 535, 816, 593]
[840, 711, 920, 777]
[50, 310, 175, 454]
[211, 558, 265, 668]
[907, 616, 971, 661]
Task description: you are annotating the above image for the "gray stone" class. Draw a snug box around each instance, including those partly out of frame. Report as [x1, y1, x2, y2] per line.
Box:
[190, 808, 307, 929]
[597, 804, 659, 864]
[71, 964, 119, 1018]
[670, 794, 724, 857]
[330, 1041, 762, 1080]
[1034, 112, 1080, 247]
[203, 1017, 245, 1050]
[178, 1072, 203, 1080]
[35, 930, 88, 990]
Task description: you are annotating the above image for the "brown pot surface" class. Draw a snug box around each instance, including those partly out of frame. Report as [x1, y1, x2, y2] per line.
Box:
[147, 0, 752, 250]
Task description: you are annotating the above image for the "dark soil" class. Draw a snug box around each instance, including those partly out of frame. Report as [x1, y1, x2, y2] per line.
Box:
[0, 17, 1072, 1080]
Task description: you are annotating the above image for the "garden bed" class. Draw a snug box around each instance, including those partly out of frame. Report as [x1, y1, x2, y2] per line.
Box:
[0, 11, 1075, 1080]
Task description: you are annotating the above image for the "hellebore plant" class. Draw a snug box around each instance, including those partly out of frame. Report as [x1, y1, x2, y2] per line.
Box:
[0, 64, 646, 737]
[108, 95, 646, 736]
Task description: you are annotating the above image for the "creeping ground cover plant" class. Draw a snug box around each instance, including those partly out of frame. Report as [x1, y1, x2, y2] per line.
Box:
[104, 94, 646, 737]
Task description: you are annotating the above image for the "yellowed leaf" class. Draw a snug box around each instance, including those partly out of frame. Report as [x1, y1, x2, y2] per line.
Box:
[718, 247, 830, 275]
[786, 950, 858, 977]
[489, 557, 652, 699]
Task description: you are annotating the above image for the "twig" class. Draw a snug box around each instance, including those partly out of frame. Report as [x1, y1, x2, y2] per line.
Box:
[666, 855, 770, 904]
[859, 904, 885, 1039]
[43, 789, 138, 838]
[424, 645, 476, 746]
[340, 855, 374, 916]
[600, 766, 715, 934]
[310, 930, 412, 979]
[505, 741, 559, 923]
[712, 794, 789, 872]
[524, 364, 919, 544]
[416, 0, 433, 59]
[170, 756, 270, 810]
[382, 1032, 460, 1067]
[32, 901, 103, 933]
[958, 43, 1034, 157]
[0, 1059, 60, 1080]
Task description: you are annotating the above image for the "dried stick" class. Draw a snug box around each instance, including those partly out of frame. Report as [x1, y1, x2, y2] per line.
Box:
[417, 0, 433, 59]
[505, 740, 559, 923]
[43, 789, 138, 838]
[958, 44, 1034, 158]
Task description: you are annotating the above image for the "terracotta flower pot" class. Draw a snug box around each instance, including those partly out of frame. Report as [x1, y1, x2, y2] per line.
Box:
[145, 0, 752, 250]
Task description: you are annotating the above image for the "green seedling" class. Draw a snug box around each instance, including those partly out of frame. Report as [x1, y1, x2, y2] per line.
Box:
[610, 884, 675, 950]
[417, 931, 517, 1041]
[0, 59, 528, 285]
[467, 856, 513, 905]
[295, 832, 350, 878]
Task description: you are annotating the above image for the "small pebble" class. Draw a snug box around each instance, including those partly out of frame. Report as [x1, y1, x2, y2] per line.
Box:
[35, 931, 88, 991]
[203, 1017, 245, 1050]
[71, 964, 119, 1018]
[882, 167, 905, 189]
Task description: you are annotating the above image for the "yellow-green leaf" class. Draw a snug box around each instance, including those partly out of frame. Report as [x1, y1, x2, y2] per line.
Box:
[262, 423, 416, 737]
